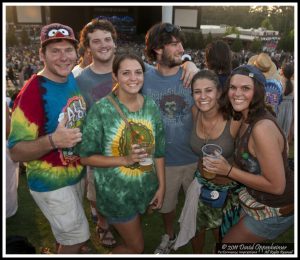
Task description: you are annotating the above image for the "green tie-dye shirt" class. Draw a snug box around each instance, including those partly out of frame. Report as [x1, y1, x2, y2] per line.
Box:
[77, 94, 165, 219]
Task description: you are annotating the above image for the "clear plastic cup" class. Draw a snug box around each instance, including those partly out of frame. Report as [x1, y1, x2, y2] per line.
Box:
[201, 144, 222, 180]
[139, 142, 154, 166]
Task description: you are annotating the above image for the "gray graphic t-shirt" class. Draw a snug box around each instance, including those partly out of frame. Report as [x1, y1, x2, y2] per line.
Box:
[142, 66, 198, 166]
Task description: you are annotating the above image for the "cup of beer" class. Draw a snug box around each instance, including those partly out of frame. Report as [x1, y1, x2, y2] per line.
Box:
[201, 144, 222, 180]
[139, 142, 154, 166]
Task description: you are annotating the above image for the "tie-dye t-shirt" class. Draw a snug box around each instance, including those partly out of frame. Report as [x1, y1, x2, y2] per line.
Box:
[8, 74, 87, 192]
[77, 94, 165, 219]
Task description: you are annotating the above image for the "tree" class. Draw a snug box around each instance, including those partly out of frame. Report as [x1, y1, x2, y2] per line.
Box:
[231, 35, 243, 52]
[261, 18, 273, 30]
[194, 30, 205, 50]
[200, 6, 294, 34]
[205, 32, 213, 46]
[225, 26, 239, 35]
[183, 30, 205, 50]
[277, 29, 294, 52]
[250, 38, 263, 53]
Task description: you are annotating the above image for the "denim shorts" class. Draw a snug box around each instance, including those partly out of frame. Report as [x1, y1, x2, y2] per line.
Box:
[243, 209, 294, 240]
[106, 213, 138, 225]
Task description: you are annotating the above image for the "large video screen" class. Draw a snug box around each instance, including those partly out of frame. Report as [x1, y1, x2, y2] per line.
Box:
[174, 8, 198, 28]
[16, 6, 42, 23]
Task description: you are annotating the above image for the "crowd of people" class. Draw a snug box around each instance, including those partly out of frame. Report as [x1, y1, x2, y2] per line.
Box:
[6, 19, 294, 255]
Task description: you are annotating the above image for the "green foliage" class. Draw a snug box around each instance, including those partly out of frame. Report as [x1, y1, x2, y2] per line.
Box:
[277, 30, 294, 52]
[250, 38, 263, 53]
[225, 26, 239, 36]
[205, 32, 213, 46]
[231, 35, 243, 52]
[184, 30, 205, 50]
[261, 18, 273, 30]
[201, 6, 250, 28]
[200, 6, 294, 35]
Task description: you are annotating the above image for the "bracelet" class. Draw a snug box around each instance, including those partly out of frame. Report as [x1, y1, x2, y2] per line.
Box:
[48, 134, 57, 149]
[227, 165, 233, 177]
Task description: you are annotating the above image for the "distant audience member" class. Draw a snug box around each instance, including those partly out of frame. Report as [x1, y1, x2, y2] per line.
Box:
[205, 40, 232, 88]
[72, 44, 92, 77]
[248, 52, 283, 116]
[6, 103, 19, 218]
[277, 63, 294, 143]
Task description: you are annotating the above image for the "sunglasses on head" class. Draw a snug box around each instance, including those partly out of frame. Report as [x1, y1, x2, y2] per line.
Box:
[163, 23, 181, 33]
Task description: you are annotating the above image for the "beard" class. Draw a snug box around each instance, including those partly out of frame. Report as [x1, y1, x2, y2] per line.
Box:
[160, 51, 183, 68]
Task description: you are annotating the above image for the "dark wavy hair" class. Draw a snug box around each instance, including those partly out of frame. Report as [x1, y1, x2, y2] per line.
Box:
[205, 40, 232, 75]
[144, 22, 185, 62]
[219, 66, 274, 124]
[282, 63, 294, 96]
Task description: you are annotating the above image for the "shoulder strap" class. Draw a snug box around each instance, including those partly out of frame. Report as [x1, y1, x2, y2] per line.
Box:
[107, 94, 131, 129]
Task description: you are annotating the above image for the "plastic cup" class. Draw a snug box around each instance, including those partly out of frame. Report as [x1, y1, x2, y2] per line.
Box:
[201, 144, 222, 180]
[139, 142, 154, 166]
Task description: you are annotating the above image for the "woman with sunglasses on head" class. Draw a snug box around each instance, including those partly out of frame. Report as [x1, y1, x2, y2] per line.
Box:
[202, 65, 294, 243]
[174, 70, 242, 253]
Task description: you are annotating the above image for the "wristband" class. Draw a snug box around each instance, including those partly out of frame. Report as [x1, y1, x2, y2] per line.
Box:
[227, 165, 233, 177]
[48, 134, 57, 149]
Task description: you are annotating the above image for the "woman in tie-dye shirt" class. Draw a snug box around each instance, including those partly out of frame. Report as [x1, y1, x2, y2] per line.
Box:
[77, 53, 165, 254]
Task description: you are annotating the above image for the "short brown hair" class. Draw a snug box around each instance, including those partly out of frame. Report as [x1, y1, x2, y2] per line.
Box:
[79, 19, 117, 48]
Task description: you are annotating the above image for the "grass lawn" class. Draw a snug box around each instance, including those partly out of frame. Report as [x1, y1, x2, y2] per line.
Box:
[6, 166, 294, 255]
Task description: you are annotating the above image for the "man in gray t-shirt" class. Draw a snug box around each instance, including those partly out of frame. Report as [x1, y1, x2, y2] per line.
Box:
[75, 18, 117, 248]
[143, 22, 198, 254]
[76, 68, 112, 110]
[76, 19, 198, 252]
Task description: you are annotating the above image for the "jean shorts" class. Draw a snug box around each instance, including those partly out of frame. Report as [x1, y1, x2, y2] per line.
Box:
[243, 209, 294, 240]
[106, 213, 138, 225]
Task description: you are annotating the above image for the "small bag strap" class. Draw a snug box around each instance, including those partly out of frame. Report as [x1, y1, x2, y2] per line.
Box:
[107, 94, 132, 129]
[107, 93, 142, 144]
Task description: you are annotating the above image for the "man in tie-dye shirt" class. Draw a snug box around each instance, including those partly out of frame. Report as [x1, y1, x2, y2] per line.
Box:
[7, 23, 90, 254]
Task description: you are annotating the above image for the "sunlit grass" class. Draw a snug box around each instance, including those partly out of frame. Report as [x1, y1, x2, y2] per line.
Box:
[6, 137, 294, 255]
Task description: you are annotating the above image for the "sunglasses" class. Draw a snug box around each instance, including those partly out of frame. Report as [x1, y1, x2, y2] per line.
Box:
[163, 23, 181, 33]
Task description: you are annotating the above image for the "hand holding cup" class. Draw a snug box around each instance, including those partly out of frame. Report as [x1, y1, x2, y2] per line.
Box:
[201, 144, 222, 180]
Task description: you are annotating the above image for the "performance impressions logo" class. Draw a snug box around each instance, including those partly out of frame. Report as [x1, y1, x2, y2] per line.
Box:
[216, 243, 294, 254]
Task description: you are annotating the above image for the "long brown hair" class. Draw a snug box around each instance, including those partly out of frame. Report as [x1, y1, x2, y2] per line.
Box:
[219, 66, 275, 123]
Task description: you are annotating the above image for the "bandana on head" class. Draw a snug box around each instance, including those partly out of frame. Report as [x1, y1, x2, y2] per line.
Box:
[231, 64, 266, 87]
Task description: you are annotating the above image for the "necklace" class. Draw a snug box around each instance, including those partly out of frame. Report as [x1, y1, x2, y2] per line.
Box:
[201, 113, 219, 144]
